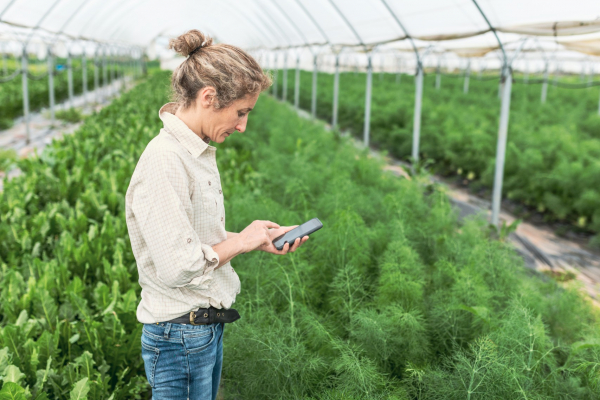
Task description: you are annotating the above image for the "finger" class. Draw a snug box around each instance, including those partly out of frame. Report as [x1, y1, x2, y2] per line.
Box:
[263, 220, 281, 229]
[269, 227, 289, 240]
[283, 241, 290, 254]
[290, 237, 301, 252]
[284, 225, 299, 233]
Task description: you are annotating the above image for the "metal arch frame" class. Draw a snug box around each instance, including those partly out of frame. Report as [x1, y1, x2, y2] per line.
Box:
[379, 0, 426, 167]
[263, 0, 316, 101]
[107, 3, 273, 48]
[0, 0, 18, 21]
[78, 0, 140, 40]
[325, 0, 375, 145]
[470, 0, 512, 228]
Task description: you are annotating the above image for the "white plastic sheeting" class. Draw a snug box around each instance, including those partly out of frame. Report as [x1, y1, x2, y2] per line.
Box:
[0, 0, 599, 52]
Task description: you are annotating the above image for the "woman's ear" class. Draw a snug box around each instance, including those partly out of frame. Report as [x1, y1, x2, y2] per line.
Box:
[197, 86, 217, 109]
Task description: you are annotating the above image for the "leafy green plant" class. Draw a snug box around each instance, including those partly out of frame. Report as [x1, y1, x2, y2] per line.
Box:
[0, 148, 17, 172]
[55, 108, 84, 123]
[1, 70, 599, 399]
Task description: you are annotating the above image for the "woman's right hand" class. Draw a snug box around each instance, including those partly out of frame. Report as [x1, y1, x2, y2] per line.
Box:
[237, 220, 306, 255]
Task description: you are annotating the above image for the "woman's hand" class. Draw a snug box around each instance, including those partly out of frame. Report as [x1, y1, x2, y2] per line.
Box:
[237, 221, 309, 255]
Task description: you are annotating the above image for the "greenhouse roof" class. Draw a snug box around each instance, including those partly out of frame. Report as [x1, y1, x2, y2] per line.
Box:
[0, 0, 599, 59]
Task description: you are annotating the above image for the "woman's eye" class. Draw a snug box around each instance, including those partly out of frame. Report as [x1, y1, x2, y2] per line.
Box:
[238, 111, 248, 118]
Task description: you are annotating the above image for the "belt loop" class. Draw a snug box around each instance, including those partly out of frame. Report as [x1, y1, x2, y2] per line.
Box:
[164, 323, 172, 338]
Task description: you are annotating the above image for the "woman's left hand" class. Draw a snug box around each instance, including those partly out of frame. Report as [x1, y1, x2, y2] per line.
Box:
[258, 226, 309, 255]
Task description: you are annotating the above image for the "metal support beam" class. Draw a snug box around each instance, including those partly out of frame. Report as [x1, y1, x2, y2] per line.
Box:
[412, 64, 424, 164]
[21, 47, 31, 144]
[435, 59, 441, 90]
[332, 53, 340, 129]
[272, 52, 278, 98]
[47, 47, 55, 124]
[463, 59, 471, 94]
[541, 62, 549, 103]
[94, 52, 99, 103]
[491, 67, 513, 226]
[82, 54, 87, 105]
[311, 55, 318, 117]
[396, 56, 402, 84]
[364, 54, 373, 146]
[67, 52, 74, 108]
[294, 55, 300, 109]
[102, 47, 108, 99]
[282, 51, 288, 101]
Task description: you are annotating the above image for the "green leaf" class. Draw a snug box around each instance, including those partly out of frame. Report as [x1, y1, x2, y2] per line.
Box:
[69, 377, 90, 400]
[2, 365, 25, 384]
[0, 348, 10, 373]
[0, 382, 26, 400]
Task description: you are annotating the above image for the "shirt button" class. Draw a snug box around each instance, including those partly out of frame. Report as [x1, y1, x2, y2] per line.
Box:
[221, 217, 224, 222]
[219, 189, 222, 194]
[187, 238, 192, 243]
[208, 181, 211, 185]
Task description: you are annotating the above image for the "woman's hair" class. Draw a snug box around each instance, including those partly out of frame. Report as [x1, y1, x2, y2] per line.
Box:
[169, 30, 271, 109]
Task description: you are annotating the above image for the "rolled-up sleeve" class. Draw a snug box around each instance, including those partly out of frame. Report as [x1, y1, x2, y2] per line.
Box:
[131, 150, 219, 290]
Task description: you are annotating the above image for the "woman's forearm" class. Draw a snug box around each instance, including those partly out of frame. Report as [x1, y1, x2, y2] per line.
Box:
[212, 232, 243, 269]
[226, 231, 239, 240]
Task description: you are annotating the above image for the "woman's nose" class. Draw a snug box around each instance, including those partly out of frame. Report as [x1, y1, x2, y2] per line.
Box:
[236, 121, 247, 133]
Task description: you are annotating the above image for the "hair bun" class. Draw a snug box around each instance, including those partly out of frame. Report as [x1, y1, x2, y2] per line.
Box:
[169, 29, 214, 57]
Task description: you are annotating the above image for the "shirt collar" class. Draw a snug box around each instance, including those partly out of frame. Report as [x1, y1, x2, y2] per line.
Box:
[158, 102, 214, 158]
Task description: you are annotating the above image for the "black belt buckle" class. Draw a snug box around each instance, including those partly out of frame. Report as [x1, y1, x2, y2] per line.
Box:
[189, 310, 209, 325]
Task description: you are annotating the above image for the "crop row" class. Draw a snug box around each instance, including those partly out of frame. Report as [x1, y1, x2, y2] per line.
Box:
[0, 71, 599, 399]
[275, 69, 600, 244]
[0, 58, 120, 129]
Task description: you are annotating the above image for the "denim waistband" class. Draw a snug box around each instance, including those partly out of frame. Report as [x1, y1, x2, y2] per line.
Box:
[143, 321, 221, 336]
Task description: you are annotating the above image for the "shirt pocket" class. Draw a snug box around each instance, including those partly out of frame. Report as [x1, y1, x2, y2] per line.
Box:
[199, 178, 218, 216]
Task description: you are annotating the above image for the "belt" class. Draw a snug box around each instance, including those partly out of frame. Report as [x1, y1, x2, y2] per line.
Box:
[159, 306, 241, 325]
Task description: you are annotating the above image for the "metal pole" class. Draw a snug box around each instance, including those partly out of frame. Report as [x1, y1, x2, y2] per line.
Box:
[94, 52, 99, 103]
[67, 52, 74, 108]
[21, 47, 31, 145]
[294, 54, 300, 109]
[524, 60, 529, 83]
[282, 51, 288, 101]
[435, 58, 441, 90]
[47, 47, 55, 124]
[396, 56, 401, 84]
[598, 88, 600, 115]
[102, 47, 108, 100]
[272, 52, 278, 98]
[364, 54, 373, 146]
[463, 59, 470, 94]
[379, 53, 384, 81]
[311, 54, 317, 117]
[82, 53, 87, 105]
[111, 48, 116, 94]
[588, 62, 594, 88]
[2, 51, 7, 76]
[541, 62, 548, 104]
[332, 53, 340, 129]
[412, 63, 424, 164]
[491, 66, 513, 226]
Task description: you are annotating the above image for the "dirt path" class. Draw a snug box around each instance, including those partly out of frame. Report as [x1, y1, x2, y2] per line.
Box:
[0, 77, 133, 192]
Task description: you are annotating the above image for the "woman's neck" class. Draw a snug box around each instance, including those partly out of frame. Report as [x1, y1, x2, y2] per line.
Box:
[175, 105, 210, 143]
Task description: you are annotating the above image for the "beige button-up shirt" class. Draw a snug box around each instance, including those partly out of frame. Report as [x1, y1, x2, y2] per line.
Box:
[125, 102, 241, 324]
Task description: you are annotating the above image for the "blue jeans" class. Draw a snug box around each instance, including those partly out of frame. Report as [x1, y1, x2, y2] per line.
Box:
[141, 321, 224, 400]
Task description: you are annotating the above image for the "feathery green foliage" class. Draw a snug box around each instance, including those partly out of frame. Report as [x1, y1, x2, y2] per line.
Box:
[275, 69, 600, 241]
[0, 71, 599, 399]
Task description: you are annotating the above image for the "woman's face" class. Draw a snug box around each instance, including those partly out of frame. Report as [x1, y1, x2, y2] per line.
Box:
[202, 92, 260, 144]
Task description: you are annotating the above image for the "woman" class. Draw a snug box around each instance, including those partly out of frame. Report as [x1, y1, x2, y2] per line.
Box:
[125, 30, 309, 400]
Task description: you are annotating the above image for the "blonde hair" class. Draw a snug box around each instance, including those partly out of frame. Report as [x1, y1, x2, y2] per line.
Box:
[169, 30, 271, 109]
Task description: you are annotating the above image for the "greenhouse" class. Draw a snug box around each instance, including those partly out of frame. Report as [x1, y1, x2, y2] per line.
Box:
[1, 0, 600, 399]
